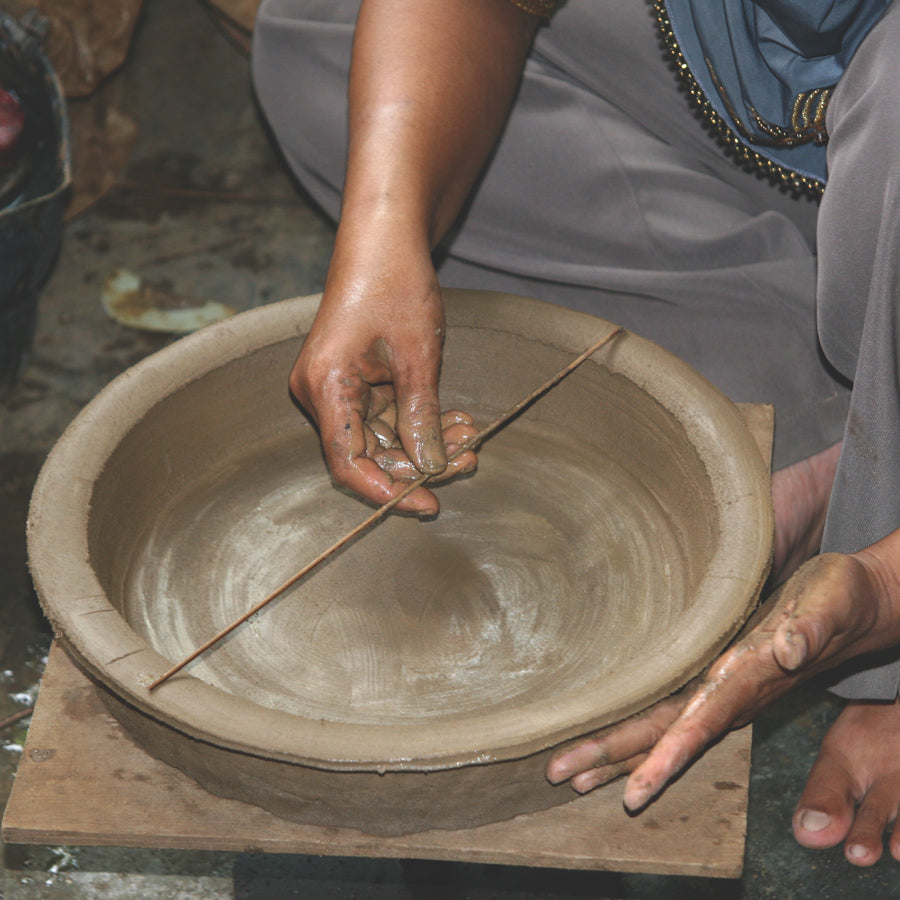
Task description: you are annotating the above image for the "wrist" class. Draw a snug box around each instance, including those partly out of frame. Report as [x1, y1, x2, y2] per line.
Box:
[852, 533, 900, 646]
[333, 200, 432, 277]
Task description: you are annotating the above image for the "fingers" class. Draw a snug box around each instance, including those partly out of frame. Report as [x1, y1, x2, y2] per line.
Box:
[620, 636, 797, 810]
[550, 555, 894, 813]
[366, 408, 478, 484]
[620, 555, 898, 813]
[319, 401, 478, 515]
[570, 755, 648, 794]
[545, 694, 689, 789]
[621, 684, 738, 811]
[324, 393, 444, 516]
[843, 778, 900, 866]
[291, 332, 476, 514]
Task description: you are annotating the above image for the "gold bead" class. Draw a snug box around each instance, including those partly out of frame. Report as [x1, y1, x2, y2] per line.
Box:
[507, 0, 564, 18]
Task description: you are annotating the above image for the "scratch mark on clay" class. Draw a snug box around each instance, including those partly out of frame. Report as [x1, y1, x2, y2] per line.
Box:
[106, 648, 145, 666]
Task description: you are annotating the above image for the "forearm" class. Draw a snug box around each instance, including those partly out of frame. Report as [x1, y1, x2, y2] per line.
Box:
[341, 0, 539, 248]
[291, 0, 542, 507]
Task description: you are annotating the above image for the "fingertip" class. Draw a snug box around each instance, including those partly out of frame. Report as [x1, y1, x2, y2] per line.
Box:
[406, 429, 447, 477]
[440, 408, 476, 428]
[774, 616, 830, 670]
[397, 488, 440, 518]
[546, 758, 582, 786]
[623, 789, 651, 812]
[570, 772, 602, 795]
[445, 448, 478, 475]
[545, 759, 568, 785]
[419, 453, 448, 478]
[622, 773, 657, 812]
[397, 403, 446, 477]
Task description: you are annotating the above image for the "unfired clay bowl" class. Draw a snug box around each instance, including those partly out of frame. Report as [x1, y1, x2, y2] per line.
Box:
[28, 290, 773, 835]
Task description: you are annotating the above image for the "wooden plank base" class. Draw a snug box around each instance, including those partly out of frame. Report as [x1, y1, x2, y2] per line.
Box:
[2, 642, 750, 878]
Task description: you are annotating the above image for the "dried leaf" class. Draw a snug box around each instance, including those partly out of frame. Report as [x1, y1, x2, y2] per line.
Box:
[4, 0, 144, 98]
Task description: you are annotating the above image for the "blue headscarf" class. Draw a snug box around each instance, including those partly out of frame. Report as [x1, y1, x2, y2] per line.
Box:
[663, 0, 891, 184]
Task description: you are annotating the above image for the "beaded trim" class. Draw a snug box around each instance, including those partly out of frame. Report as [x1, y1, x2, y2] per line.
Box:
[652, 0, 825, 196]
[507, 0, 564, 19]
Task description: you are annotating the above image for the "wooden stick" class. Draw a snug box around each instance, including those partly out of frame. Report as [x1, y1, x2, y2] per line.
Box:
[0, 706, 34, 731]
[147, 326, 625, 690]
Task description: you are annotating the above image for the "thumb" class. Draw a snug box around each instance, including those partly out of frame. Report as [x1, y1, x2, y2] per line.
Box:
[770, 553, 869, 672]
[393, 340, 447, 477]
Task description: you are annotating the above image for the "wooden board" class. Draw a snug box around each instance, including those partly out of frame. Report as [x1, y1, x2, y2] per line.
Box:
[3, 405, 771, 879]
[3, 643, 751, 878]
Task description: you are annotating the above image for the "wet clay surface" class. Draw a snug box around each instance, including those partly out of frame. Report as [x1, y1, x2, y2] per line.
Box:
[122, 418, 702, 727]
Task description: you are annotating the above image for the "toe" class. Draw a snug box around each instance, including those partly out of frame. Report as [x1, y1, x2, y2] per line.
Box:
[842, 777, 900, 867]
[792, 751, 857, 849]
[888, 817, 900, 862]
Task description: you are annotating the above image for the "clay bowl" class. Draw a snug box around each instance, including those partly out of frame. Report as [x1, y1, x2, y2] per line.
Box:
[28, 289, 773, 835]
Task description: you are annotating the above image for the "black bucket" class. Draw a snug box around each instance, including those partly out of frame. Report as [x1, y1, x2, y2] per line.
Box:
[0, 12, 70, 394]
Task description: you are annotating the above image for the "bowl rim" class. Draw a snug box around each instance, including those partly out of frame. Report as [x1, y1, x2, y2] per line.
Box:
[27, 289, 773, 771]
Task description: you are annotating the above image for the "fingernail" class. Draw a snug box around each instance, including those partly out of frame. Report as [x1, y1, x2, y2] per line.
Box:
[799, 809, 831, 832]
[571, 776, 598, 795]
[780, 629, 807, 670]
[623, 782, 653, 812]
[546, 764, 573, 785]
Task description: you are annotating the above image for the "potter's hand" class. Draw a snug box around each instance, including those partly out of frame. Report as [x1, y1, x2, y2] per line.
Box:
[286, 0, 538, 512]
[289, 233, 477, 515]
[546, 551, 900, 809]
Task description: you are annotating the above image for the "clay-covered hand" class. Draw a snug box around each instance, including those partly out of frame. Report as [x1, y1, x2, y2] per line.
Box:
[362, 384, 478, 487]
[546, 550, 900, 809]
[289, 238, 478, 516]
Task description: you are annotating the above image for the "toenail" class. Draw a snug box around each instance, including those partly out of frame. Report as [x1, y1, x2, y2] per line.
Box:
[847, 843, 867, 860]
[799, 809, 831, 832]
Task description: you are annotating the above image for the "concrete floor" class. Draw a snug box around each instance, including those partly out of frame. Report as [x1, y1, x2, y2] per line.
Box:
[2, 1, 900, 897]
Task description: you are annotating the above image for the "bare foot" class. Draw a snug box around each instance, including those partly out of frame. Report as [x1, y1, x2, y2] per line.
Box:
[770, 441, 842, 586]
[794, 699, 900, 866]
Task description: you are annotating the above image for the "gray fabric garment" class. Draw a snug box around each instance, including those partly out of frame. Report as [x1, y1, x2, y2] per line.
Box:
[818, 2, 900, 699]
[252, 0, 850, 472]
[252, 0, 900, 697]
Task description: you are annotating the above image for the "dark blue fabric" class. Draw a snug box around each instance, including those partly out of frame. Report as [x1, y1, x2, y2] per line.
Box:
[664, 0, 891, 182]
